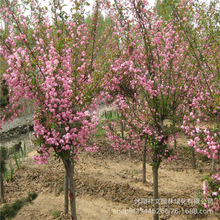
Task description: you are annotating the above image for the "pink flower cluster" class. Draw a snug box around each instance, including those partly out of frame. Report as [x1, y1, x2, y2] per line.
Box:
[0, 0, 102, 163]
[203, 171, 220, 212]
[182, 113, 219, 160]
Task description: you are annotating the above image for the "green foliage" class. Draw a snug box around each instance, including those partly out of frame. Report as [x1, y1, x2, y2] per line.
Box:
[95, 110, 119, 137]
[0, 192, 38, 220]
[156, 0, 180, 20]
[204, 173, 220, 194]
[12, 142, 27, 169]
[3, 162, 14, 182]
[183, 145, 192, 153]
[0, 142, 24, 180]
[21, 143, 27, 163]
[103, 110, 118, 121]
[52, 209, 61, 218]
[148, 136, 174, 168]
[202, 171, 220, 212]
[8, 162, 14, 181]
[95, 121, 106, 137]
[13, 152, 22, 170]
[85, 13, 113, 39]
[58, 186, 63, 193]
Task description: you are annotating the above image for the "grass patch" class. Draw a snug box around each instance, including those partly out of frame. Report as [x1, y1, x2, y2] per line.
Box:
[95, 122, 106, 137]
[0, 192, 38, 220]
[95, 110, 120, 137]
[52, 209, 61, 218]
[102, 110, 118, 121]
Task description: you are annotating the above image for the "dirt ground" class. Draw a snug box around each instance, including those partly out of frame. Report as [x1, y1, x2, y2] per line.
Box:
[1, 134, 220, 220]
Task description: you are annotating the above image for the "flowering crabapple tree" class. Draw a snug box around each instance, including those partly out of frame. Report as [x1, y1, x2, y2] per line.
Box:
[170, 0, 220, 212]
[0, 0, 114, 219]
[103, 0, 219, 219]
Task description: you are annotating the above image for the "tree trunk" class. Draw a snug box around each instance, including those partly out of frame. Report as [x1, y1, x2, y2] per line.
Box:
[142, 143, 147, 183]
[63, 158, 77, 220]
[192, 147, 196, 169]
[0, 173, 4, 204]
[64, 171, 69, 214]
[121, 121, 124, 140]
[153, 165, 159, 220]
[174, 139, 177, 149]
[152, 119, 163, 219]
[128, 139, 132, 159]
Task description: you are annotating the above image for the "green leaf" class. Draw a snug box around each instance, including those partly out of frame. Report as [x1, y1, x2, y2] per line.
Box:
[31, 78, 36, 85]
[59, 41, 64, 49]
[51, 122, 55, 129]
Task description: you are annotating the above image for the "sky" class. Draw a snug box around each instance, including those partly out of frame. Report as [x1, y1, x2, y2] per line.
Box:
[82, 0, 157, 7]
[62, 0, 157, 15]
[64, 0, 157, 7]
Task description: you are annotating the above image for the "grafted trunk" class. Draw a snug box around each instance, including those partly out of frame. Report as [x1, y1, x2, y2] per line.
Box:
[192, 147, 196, 169]
[174, 139, 177, 149]
[153, 119, 163, 220]
[64, 171, 69, 214]
[153, 165, 159, 220]
[121, 121, 124, 140]
[142, 142, 147, 183]
[62, 158, 77, 220]
[128, 139, 132, 159]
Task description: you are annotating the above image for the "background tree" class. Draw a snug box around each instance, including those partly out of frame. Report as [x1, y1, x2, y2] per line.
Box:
[103, 0, 219, 219]
[0, 0, 114, 219]
[172, 0, 220, 212]
[156, 0, 180, 21]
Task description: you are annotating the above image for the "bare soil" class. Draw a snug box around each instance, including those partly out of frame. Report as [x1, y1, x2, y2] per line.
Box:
[1, 134, 220, 220]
